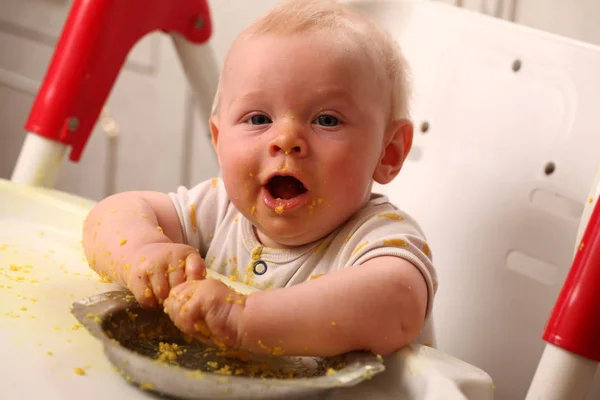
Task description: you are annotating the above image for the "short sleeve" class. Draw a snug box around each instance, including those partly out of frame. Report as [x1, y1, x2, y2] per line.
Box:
[344, 210, 438, 318]
[168, 178, 231, 257]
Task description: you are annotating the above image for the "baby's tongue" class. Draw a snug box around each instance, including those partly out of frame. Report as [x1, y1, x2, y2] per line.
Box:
[268, 176, 306, 200]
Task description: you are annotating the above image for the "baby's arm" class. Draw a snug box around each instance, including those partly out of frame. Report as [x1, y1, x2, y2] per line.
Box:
[82, 191, 206, 307]
[238, 256, 427, 356]
[166, 256, 427, 357]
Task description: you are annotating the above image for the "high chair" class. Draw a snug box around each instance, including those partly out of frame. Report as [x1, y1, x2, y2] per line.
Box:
[0, 0, 598, 399]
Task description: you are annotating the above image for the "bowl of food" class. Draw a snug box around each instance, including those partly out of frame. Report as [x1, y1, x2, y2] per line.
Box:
[71, 273, 385, 400]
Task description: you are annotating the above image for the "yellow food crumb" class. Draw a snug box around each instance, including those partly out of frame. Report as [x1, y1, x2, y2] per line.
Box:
[579, 242, 585, 251]
[86, 313, 102, 323]
[275, 205, 285, 214]
[214, 365, 233, 376]
[46, 351, 53, 356]
[157, 342, 185, 362]
[423, 243, 431, 257]
[331, 321, 337, 327]
[589, 197, 594, 204]
[272, 347, 285, 356]
[383, 239, 409, 248]
[20, 307, 28, 311]
[73, 368, 86, 376]
[212, 338, 228, 351]
[326, 368, 337, 376]
[225, 296, 233, 303]
[353, 241, 369, 256]
[157, 226, 164, 233]
[310, 273, 325, 280]
[250, 206, 256, 216]
[140, 382, 155, 391]
[141, 213, 148, 218]
[144, 288, 153, 298]
[377, 213, 404, 221]
[140, 256, 146, 262]
[190, 204, 198, 232]
[125, 309, 138, 321]
[193, 321, 211, 337]
[119, 238, 127, 245]
[211, 178, 218, 188]
[258, 340, 270, 351]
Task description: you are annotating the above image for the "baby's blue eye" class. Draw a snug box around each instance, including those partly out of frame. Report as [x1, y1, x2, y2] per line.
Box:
[250, 114, 272, 125]
[315, 115, 340, 127]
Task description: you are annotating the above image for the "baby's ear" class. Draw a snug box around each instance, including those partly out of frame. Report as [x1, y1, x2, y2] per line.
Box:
[373, 120, 413, 185]
[209, 116, 220, 150]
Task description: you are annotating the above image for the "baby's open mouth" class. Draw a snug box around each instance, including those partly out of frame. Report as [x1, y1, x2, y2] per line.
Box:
[265, 176, 308, 200]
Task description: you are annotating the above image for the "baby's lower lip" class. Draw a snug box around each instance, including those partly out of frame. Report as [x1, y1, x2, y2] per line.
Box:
[262, 187, 309, 212]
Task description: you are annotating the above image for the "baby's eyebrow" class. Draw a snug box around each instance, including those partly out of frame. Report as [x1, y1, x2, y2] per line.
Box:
[228, 87, 360, 112]
[312, 88, 358, 108]
[228, 91, 267, 110]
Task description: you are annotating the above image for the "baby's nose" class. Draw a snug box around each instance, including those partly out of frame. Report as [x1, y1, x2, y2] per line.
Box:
[268, 130, 308, 158]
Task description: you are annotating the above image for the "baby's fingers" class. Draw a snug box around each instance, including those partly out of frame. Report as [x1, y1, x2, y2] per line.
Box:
[185, 252, 207, 281]
[129, 271, 158, 309]
[148, 267, 171, 304]
[165, 281, 206, 335]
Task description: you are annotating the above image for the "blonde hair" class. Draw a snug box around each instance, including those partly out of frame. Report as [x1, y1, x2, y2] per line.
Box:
[211, 0, 411, 121]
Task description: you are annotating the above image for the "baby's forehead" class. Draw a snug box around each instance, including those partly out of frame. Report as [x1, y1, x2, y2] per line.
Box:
[227, 30, 378, 72]
[223, 32, 382, 90]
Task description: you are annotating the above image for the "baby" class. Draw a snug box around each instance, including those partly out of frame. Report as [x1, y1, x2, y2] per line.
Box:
[82, 0, 437, 358]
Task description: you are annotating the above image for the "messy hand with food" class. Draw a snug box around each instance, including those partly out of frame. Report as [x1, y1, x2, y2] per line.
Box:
[164, 278, 245, 350]
[82, 191, 207, 308]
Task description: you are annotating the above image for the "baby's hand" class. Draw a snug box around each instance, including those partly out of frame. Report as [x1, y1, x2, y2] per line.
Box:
[127, 243, 206, 308]
[163, 279, 246, 350]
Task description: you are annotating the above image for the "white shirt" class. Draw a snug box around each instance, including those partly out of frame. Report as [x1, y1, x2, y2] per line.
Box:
[169, 178, 438, 346]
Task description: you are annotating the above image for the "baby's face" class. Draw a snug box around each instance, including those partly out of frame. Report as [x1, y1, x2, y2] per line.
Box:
[212, 32, 391, 247]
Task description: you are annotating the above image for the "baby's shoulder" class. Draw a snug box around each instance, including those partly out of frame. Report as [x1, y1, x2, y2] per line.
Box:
[340, 193, 425, 238]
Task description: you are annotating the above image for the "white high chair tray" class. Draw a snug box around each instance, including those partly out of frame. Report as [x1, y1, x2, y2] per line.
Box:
[0, 178, 491, 400]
